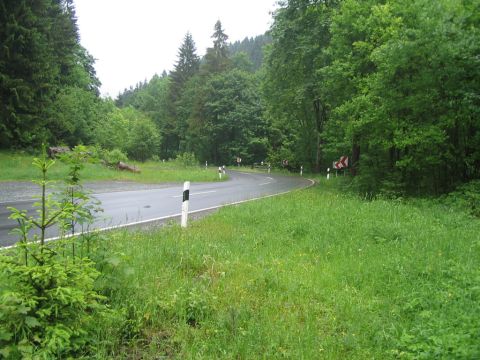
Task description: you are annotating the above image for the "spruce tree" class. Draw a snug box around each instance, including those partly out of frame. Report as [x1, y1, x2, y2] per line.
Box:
[163, 32, 200, 158]
[203, 20, 230, 74]
[0, 0, 57, 148]
[0, 0, 100, 148]
[169, 32, 200, 104]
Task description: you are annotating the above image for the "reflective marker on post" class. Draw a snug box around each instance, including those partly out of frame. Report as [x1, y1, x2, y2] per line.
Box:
[327, 167, 330, 180]
[181, 181, 190, 228]
[218, 167, 222, 179]
[300, 165, 303, 176]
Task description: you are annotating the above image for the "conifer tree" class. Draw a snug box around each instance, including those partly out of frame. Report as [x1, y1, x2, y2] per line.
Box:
[0, 0, 100, 148]
[163, 32, 201, 158]
[0, 0, 56, 148]
[203, 20, 230, 74]
[169, 32, 200, 104]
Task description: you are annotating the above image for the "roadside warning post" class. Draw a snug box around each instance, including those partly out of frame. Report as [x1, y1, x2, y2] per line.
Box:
[181, 181, 190, 228]
[218, 167, 222, 179]
[205, 161, 208, 169]
[327, 167, 330, 180]
[300, 165, 303, 176]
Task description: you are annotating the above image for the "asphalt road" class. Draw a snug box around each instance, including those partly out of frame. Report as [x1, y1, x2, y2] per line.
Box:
[0, 170, 313, 247]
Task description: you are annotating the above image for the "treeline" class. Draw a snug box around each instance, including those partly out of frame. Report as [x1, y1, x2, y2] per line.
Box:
[0, 2, 271, 165]
[0, 0, 101, 149]
[114, 27, 270, 165]
[264, 0, 480, 195]
[229, 34, 272, 71]
[0, 0, 162, 162]
[1, 0, 479, 196]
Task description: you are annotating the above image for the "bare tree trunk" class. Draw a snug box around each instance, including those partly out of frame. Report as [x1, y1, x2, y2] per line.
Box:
[315, 132, 321, 173]
[313, 98, 326, 173]
[351, 140, 360, 176]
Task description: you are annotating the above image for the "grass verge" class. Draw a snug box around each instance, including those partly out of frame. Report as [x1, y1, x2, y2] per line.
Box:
[93, 178, 480, 359]
[231, 165, 298, 176]
[0, 152, 224, 183]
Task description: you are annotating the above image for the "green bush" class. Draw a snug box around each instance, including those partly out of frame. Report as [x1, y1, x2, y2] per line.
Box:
[0, 147, 114, 358]
[104, 148, 128, 166]
[127, 118, 160, 162]
[174, 152, 198, 167]
[0, 255, 110, 358]
[442, 180, 480, 217]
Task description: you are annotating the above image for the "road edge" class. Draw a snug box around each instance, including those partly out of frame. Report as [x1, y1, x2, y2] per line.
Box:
[3, 177, 316, 250]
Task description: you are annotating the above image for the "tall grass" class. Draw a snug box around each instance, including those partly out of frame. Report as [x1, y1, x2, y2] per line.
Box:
[93, 179, 480, 358]
[0, 152, 224, 183]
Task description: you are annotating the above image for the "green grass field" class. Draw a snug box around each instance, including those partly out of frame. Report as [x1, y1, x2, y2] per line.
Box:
[93, 178, 480, 359]
[0, 152, 224, 183]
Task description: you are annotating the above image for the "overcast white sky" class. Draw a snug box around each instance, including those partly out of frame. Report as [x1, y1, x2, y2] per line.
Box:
[74, 0, 278, 98]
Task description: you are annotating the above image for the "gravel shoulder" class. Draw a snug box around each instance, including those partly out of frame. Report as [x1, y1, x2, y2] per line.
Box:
[0, 181, 179, 203]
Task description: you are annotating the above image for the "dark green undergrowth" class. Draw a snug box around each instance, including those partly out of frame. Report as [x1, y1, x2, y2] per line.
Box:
[439, 180, 480, 218]
[92, 179, 480, 359]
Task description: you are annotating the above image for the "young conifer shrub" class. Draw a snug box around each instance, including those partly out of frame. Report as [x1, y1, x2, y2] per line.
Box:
[0, 147, 112, 358]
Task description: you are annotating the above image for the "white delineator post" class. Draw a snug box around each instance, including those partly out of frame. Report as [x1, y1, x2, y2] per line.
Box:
[205, 161, 208, 170]
[181, 181, 190, 228]
[300, 165, 303, 176]
[268, 164, 271, 174]
[218, 167, 222, 179]
[327, 167, 330, 180]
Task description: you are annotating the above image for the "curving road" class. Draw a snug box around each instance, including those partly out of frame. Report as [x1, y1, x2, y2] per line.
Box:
[0, 170, 313, 247]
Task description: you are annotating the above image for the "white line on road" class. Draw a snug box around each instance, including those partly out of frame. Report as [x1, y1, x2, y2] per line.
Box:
[172, 190, 216, 198]
[259, 182, 272, 186]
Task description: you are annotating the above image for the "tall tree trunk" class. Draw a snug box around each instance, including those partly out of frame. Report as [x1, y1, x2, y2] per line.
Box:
[313, 98, 326, 173]
[315, 132, 321, 173]
[389, 146, 396, 169]
[351, 136, 360, 176]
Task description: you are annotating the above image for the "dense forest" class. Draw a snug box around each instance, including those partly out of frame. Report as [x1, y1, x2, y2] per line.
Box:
[0, 0, 101, 149]
[1, 0, 479, 195]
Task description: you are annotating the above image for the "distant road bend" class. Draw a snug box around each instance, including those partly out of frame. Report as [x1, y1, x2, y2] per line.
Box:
[0, 170, 313, 247]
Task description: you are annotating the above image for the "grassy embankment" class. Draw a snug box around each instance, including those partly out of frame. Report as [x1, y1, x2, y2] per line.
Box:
[0, 152, 224, 183]
[94, 178, 480, 359]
